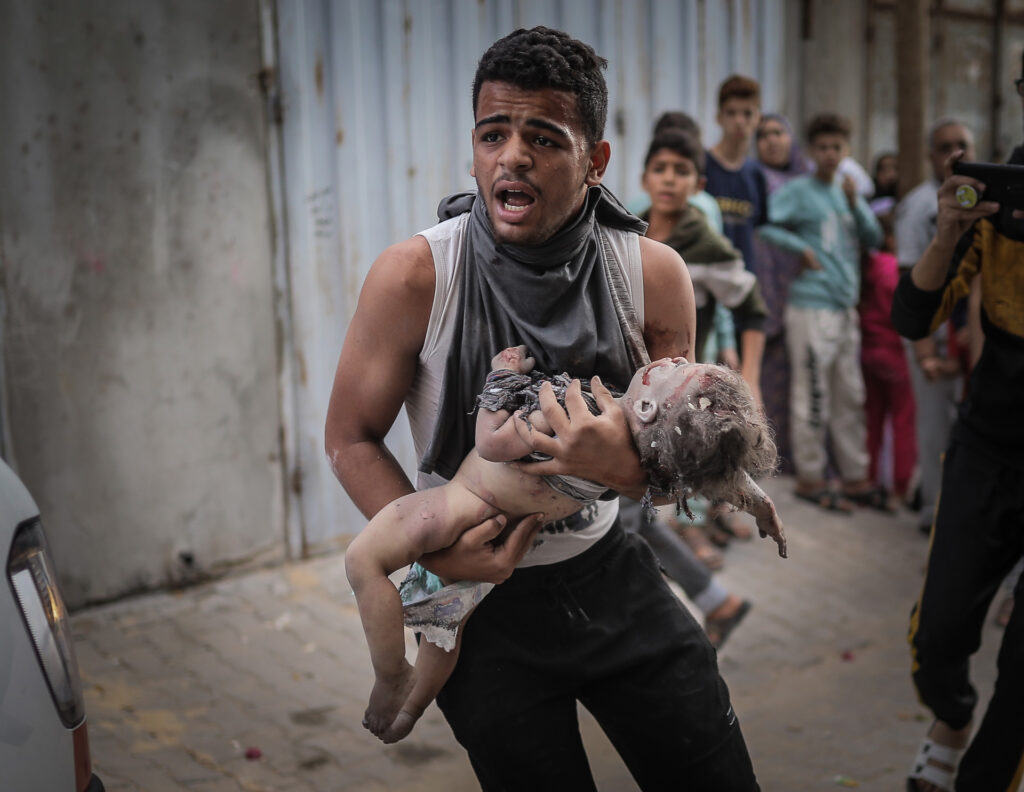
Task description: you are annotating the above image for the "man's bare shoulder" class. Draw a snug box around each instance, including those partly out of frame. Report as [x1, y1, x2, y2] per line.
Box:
[368, 235, 435, 300]
[637, 235, 687, 283]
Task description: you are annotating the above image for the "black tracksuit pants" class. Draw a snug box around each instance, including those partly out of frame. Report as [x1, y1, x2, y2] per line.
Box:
[909, 440, 1024, 791]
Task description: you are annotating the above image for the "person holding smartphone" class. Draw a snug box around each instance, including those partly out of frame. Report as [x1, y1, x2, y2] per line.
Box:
[892, 55, 1024, 792]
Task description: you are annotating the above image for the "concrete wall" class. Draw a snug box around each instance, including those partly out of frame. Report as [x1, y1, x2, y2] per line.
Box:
[0, 0, 284, 607]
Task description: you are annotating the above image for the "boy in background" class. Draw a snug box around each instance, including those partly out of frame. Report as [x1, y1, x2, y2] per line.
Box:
[759, 113, 884, 512]
[705, 75, 769, 400]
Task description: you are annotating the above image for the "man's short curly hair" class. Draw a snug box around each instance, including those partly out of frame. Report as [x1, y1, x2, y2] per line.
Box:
[472, 27, 608, 145]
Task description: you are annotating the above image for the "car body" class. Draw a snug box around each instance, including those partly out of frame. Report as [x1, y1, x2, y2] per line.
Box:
[0, 457, 104, 791]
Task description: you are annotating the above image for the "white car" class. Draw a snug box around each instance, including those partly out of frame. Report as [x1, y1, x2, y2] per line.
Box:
[0, 457, 104, 791]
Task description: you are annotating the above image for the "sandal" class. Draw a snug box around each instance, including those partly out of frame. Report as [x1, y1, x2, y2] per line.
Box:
[794, 488, 854, 514]
[844, 485, 895, 513]
[906, 735, 963, 791]
[713, 512, 753, 541]
[678, 524, 724, 571]
[705, 599, 751, 649]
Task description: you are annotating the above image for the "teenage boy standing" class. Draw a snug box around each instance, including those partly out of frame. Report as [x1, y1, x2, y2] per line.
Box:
[758, 113, 884, 512]
[705, 75, 768, 400]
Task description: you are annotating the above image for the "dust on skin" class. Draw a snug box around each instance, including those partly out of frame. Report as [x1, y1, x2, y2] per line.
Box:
[644, 319, 693, 361]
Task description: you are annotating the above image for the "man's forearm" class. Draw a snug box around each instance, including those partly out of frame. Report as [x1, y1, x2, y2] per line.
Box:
[331, 439, 415, 520]
[911, 237, 957, 292]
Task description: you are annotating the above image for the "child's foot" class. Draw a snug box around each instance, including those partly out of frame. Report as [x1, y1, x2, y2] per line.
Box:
[491, 345, 535, 373]
[363, 662, 416, 739]
[380, 703, 426, 744]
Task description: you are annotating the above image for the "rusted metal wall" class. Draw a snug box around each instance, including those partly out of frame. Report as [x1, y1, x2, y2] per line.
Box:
[862, 0, 1024, 173]
[272, 0, 802, 554]
[0, 1, 284, 606]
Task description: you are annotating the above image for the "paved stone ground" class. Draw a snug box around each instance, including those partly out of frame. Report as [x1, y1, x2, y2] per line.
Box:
[71, 475, 1014, 791]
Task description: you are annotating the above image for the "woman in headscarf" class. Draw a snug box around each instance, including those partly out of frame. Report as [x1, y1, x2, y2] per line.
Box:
[753, 113, 811, 474]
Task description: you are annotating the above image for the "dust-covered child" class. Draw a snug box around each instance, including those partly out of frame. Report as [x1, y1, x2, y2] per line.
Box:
[344, 346, 786, 743]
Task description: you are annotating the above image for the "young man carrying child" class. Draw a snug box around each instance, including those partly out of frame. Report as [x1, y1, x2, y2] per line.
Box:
[758, 113, 885, 512]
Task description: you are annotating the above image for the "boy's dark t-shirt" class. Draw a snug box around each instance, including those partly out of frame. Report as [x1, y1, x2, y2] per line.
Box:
[704, 150, 769, 276]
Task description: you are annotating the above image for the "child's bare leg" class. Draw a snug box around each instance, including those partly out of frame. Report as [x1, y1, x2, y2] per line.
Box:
[345, 484, 496, 738]
[380, 622, 466, 743]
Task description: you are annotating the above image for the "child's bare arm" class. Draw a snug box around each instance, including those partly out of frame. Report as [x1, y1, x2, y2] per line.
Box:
[476, 408, 553, 461]
[476, 345, 550, 462]
[732, 471, 787, 558]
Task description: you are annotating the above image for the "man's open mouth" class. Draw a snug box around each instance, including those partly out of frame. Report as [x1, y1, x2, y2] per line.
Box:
[500, 189, 536, 213]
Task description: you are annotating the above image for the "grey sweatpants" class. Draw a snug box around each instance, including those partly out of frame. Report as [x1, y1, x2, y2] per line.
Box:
[785, 305, 869, 482]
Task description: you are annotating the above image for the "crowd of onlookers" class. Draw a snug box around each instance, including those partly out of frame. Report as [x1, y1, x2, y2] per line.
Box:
[623, 73, 1019, 647]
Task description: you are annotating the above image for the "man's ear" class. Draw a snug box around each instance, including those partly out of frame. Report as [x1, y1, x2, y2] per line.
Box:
[585, 140, 611, 186]
[697, 175, 707, 192]
[632, 397, 659, 424]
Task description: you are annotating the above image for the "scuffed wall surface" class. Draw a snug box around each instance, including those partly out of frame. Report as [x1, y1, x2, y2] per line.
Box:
[0, 1, 284, 606]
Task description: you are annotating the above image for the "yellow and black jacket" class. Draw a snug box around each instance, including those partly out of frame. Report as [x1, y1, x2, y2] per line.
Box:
[891, 146, 1024, 467]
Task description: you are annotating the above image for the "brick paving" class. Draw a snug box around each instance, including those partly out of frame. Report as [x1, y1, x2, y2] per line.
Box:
[71, 475, 1013, 791]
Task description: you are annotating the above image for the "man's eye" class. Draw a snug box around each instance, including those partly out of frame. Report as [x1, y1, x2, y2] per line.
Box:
[535, 136, 554, 147]
[481, 132, 501, 143]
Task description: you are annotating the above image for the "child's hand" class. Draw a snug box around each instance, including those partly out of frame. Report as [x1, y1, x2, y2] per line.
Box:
[842, 174, 858, 207]
[799, 248, 822, 271]
[490, 345, 536, 374]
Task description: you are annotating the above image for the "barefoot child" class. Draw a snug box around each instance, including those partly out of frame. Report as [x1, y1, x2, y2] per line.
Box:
[344, 346, 787, 743]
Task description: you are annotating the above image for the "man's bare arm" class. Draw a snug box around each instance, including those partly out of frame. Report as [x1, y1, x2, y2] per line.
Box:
[326, 236, 541, 582]
[326, 236, 434, 517]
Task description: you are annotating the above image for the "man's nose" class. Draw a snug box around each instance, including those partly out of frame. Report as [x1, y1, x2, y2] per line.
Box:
[499, 134, 532, 171]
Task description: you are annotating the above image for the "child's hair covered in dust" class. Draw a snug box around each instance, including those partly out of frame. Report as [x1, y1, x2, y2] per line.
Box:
[345, 347, 786, 746]
[632, 361, 777, 512]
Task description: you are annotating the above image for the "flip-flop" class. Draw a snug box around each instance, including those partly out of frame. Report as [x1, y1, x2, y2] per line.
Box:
[844, 486, 895, 513]
[705, 600, 752, 649]
[794, 488, 854, 514]
[713, 512, 753, 541]
[678, 524, 724, 570]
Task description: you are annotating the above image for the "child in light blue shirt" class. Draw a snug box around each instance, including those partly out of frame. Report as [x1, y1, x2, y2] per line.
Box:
[758, 113, 887, 513]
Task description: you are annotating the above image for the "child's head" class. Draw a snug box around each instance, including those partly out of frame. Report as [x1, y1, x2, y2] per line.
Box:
[716, 75, 761, 145]
[641, 131, 706, 214]
[806, 113, 851, 182]
[621, 359, 776, 497]
[652, 111, 701, 140]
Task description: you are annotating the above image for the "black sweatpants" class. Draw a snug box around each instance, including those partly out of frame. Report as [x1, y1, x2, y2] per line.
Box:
[909, 441, 1024, 791]
[436, 522, 759, 792]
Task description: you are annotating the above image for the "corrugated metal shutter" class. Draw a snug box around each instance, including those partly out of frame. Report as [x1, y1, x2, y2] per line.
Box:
[272, 0, 795, 552]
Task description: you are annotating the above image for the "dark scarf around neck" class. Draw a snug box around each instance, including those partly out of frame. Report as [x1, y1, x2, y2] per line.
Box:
[420, 185, 648, 479]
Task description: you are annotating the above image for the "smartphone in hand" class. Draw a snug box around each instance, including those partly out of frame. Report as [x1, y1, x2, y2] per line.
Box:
[951, 161, 1024, 209]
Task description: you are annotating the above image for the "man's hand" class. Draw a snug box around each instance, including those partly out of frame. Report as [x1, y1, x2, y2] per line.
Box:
[934, 151, 1000, 248]
[512, 376, 647, 496]
[418, 513, 545, 584]
[919, 355, 961, 381]
[800, 247, 822, 271]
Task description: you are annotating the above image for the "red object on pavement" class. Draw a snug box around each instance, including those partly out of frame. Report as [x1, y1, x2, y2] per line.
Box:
[245, 747, 262, 760]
